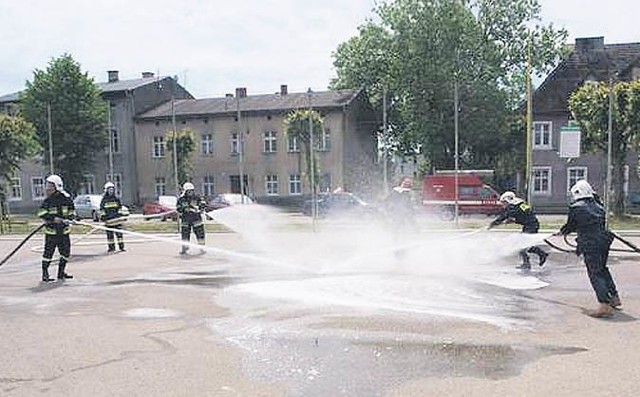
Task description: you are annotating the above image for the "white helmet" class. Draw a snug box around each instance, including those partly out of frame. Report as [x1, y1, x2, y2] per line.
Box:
[182, 182, 195, 191]
[104, 182, 115, 192]
[570, 179, 594, 201]
[499, 191, 523, 205]
[45, 174, 64, 191]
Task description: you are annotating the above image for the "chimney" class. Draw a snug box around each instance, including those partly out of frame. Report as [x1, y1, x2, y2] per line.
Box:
[280, 84, 288, 95]
[107, 70, 119, 82]
[235, 87, 247, 98]
[575, 37, 605, 52]
[142, 72, 155, 78]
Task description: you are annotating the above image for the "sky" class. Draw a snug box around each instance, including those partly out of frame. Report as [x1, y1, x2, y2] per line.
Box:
[1, 0, 639, 99]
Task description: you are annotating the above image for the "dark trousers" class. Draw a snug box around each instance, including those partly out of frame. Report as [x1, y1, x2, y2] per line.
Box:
[519, 227, 546, 265]
[105, 224, 124, 250]
[180, 222, 205, 251]
[42, 234, 71, 278]
[584, 249, 618, 304]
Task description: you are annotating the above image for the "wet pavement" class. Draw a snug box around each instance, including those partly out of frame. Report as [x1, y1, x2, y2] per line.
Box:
[0, 208, 639, 396]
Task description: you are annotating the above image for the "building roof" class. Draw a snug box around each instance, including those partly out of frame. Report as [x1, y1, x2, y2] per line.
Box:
[534, 37, 640, 113]
[0, 91, 20, 103]
[0, 75, 185, 103]
[136, 88, 363, 119]
[96, 76, 170, 93]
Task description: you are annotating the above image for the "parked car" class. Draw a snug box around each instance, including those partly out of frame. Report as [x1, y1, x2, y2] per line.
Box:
[73, 194, 103, 221]
[301, 192, 377, 218]
[207, 193, 254, 211]
[142, 195, 178, 221]
[74, 194, 130, 222]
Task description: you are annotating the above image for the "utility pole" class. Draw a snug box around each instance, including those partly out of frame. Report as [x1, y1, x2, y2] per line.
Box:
[236, 92, 245, 203]
[171, 96, 179, 195]
[605, 76, 614, 227]
[382, 85, 388, 195]
[107, 100, 114, 181]
[47, 102, 54, 174]
[453, 79, 460, 226]
[308, 88, 317, 227]
[525, 35, 533, 204]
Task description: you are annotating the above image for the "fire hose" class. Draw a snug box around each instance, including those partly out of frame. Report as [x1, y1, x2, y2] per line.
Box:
[0, 224, 45, 267]
[544, 231, 640, 254]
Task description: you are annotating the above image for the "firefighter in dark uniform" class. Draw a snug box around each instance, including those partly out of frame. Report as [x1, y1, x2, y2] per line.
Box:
[99, 181, 129, 253]
[36, 174, 76, 282]
[489, 191, 548, 269]
[176, 182, 207, 255]
[384, 177, 417, 234]
[558, 180, 620, 317]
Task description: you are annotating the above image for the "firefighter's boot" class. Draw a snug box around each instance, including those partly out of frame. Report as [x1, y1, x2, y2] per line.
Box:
[57, 260, 73, 280]
[587, 303, 614, 318]
[42, 263, 53, 282]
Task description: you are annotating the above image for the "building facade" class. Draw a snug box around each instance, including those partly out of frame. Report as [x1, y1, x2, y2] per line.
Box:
[0, 71, 192, 213]
[532, 36, 640, 212]
[134, 86, 379, 206]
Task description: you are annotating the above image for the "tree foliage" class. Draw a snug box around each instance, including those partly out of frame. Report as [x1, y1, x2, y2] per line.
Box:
[331, 0, 567, 180]
[0, 114, 39, 181]
[166, 128, 196, 189]
[21, 54, 107, 194]
[284, 109, 323, 192]
[568, 80, 640, 216]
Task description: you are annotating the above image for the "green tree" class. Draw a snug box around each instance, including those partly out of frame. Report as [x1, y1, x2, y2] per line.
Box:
[0, 113, 39, 181]
[166, 128, 196, 188]
[284, 110, 323, 193]
[568, 80, 640, 217]
[332, 0, 566, 180]
[21, 54, 107, 194]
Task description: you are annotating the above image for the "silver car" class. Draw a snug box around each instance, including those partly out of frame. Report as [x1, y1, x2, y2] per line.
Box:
[73, 194, 103, 221]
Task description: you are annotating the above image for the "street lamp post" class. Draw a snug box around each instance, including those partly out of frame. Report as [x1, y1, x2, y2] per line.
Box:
[236, 93, 245, 203]
[382, 86, 388, 195]
[47, 102, 54, 174]
[453, 79, 460, 226]
[605, 76, 614, 227]
[107, 100, 114, 181]
[171, 96, 179, 195]
[308, 89, 317, 227]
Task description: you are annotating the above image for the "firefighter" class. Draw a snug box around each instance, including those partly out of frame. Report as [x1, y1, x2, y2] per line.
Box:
[176, 182, 207, 255]
[99, 182, 129, 253]
[384, 177, 417, 234]
[36, 174, 76, 282]
[558, 180, 620, 317]
[489, 191, 548, 270]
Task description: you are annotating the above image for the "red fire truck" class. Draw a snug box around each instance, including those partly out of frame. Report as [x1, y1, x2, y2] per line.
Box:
[422, 172, 503, 220]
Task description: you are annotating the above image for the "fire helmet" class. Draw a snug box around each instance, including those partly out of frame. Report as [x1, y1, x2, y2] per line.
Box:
[104, 182, 115, 192]
[570, 179, 594, 201]
[499, 191, 523, 205]
[45, 174, 64, 191]
[182, 182, 195, 191]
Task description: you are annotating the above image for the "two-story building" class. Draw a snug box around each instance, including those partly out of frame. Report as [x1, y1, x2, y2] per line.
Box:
[532, 36, 640, 212]
[134, 85, 379, 206]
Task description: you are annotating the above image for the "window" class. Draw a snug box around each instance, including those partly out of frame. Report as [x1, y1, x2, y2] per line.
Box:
[289, 174, 301, 195]
[202, 175, 214, 197]
[265, 174, 279, 195]
[263, 131, 277, 153]
[533, 122, 552, 149]
[230, 132, 244, 155]
[111, 128, 120, 153]
[532, 167, 552, 195]
[80, 174, 96, 195]
[31, 177, 45, 200]
[287, 134, 300, 152]
[155, 177, 166, 197]
[8, 176, 22, 201]
[106, 173, 123, 197]
[201, 133, 214, 155]
[317, 128, 331, 151]
[567, 167, 588, 192]
[152, 136, 165, 158]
